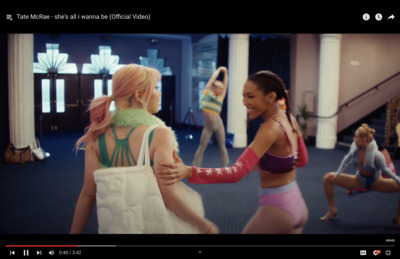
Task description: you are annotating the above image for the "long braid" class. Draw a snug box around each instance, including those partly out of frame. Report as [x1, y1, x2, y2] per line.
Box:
[282, 89, 294, 131]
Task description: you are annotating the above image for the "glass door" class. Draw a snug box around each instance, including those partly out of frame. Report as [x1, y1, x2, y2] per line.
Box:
[34, 74, 80, 131]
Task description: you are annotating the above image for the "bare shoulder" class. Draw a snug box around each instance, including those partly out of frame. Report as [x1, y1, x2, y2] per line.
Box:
[258, 119, 281, 136]
[151, 126, 174, 145]
[248, 119, 280, 157]
[149, 126, 175, 159]
[153, 126, 173, 137]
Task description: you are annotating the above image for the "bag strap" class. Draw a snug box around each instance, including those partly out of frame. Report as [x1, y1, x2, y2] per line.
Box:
[137, 125, 161, 166]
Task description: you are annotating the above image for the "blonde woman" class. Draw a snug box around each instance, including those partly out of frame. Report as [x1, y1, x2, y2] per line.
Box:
[70, 64, 218, 234]
[321, 123, 400, 227]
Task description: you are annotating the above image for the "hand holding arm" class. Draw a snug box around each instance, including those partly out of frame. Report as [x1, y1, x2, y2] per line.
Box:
[159, 120, 280, 185]
[156, 150, 193, 185]
[152, 128, 218, 233]
[157, 147, 259, 184]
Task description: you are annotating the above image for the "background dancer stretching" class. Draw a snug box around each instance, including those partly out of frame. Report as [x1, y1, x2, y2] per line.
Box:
[193, 66, 229, 167]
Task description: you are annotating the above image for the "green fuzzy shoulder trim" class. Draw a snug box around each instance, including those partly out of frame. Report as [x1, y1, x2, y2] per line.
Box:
[110, 108, 179, 152]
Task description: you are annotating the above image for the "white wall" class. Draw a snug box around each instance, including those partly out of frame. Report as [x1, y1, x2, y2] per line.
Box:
[291, 34, 320, 136]
[337, 34, 400, 132]
[291, 34, 400, 137]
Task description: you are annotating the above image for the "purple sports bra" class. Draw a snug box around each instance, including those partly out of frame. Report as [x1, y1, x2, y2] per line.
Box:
[258, 115, 296, 174]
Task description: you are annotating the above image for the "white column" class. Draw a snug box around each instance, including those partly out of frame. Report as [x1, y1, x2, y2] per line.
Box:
[8, 34, 35, 149]
[316, 34, 342, 149]
[227, 34, 249, 148]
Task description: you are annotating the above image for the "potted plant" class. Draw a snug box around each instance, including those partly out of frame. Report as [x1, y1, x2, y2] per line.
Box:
[298, 104, 312, 142]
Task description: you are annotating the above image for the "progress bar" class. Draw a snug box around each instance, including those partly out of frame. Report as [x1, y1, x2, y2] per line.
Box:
[6, 245, 77, 247]
[6, 245, 116, 248]
[5, 244, 395, 248]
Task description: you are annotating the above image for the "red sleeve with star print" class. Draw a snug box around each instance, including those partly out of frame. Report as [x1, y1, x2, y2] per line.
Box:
[188, 148, 259, 184]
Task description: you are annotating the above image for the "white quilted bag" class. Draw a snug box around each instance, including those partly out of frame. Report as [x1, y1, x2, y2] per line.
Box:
[94, 125, 204, 234]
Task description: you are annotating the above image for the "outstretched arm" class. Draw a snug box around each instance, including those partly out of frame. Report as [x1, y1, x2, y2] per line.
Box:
[157, 147, 259, 184]
[189, 147, 259, 184]
[157, 121, 280, 184]
[188, 121, 276, 184]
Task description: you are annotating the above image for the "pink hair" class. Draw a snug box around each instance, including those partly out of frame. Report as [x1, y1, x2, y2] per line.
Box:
[76, 64, 161, 151]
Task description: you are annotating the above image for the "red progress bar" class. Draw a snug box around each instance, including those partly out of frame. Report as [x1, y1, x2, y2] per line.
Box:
[6, 245, 77, 247]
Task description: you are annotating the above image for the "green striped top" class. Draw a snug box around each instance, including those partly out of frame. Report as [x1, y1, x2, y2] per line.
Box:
[201, 89, 223, 114]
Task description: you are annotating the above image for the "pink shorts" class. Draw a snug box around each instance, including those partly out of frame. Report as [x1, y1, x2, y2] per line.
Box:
[258, 181, 308, 228]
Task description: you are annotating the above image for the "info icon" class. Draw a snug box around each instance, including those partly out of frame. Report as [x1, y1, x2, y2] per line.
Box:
[362, 13, 370, 21]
